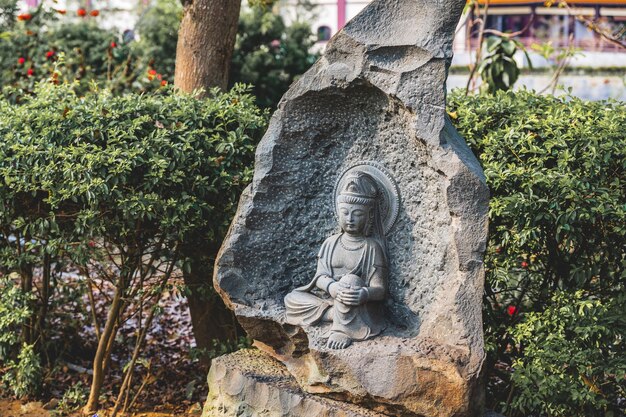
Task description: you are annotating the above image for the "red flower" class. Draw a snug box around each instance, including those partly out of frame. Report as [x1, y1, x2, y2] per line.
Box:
[17, 57, 26, 65]
[46, 50, 55, 59]
[507, 305, 518, 316]
[110, 41, 117, 48]
[90, 10, 100, 17]
[161, 80, 167, 86]
[156, 73, 162, 80]
[88, 240, 96, 248]
[27, 67, 34, 76]
[521, 261, 529, 269]
[148, 69, 157, 76]
[17, 13, 32, 21]
[77, 8, 87, 17]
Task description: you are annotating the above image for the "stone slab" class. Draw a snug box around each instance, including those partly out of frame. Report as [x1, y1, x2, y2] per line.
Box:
[203, 349, 387, 417]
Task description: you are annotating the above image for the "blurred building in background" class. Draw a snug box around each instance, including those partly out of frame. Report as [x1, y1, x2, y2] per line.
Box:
[454, 0, 626, 67]
[18, 0, 142, 31]
[465, 0, 625, 52]
[282, 0, 626, 67]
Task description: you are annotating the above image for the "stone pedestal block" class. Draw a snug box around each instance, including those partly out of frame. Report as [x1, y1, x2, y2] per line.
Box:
[203, 349, 387, 417]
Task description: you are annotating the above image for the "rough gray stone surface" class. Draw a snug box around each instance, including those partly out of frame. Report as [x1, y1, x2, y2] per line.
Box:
[203, 349, 387, 417]
[212, 0, 489, 416]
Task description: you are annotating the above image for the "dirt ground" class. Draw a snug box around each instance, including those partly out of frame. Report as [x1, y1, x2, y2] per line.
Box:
[0, 274, 211, 417]
[0, 399, 202, 417]
[0, 400, 49, 417]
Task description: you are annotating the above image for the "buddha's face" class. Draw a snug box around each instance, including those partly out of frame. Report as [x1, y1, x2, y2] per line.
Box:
[337, 202, 370, 236]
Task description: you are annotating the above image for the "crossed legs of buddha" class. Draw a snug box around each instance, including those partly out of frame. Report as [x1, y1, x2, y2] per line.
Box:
[284, 291, 358, 349]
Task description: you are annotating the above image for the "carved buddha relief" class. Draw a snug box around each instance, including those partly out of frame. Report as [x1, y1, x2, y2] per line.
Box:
[285, 162, 400, 349]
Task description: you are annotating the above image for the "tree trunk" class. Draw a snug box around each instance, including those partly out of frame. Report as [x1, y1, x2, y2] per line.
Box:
[35, 253, 51, 352]
[174, 0, 243, 361]
[183, 240, 240, 366]
[174, 0, 241, 95]
[20, 264, 34, 346]
[84, 273, 127, 414]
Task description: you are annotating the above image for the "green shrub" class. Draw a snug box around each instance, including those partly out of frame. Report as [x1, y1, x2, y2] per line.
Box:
[512, 291, 625, 416]
[2, 343, 41, 398]
[478, 36, 527, 94]
[0, 1, 316, 106]
[448, 89, 626, 417]
[0, 6, 162, 101]
[134, 0, 181, 79]
[231, 6, 318, 109]
[0, 275, 34, 360]
[0, 82, 264, 246]
[54, 381, 88, 415]
[0, 81, 266, 401]
[0, 275, 42, 398]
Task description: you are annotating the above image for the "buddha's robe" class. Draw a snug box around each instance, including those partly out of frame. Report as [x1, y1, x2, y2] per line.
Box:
[284, 234, 387, 341]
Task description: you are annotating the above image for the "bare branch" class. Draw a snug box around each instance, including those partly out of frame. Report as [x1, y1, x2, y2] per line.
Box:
[558, 0, 626, 49]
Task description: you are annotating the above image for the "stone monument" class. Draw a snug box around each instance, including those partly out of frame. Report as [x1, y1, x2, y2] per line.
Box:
[203, 0, 489, 416]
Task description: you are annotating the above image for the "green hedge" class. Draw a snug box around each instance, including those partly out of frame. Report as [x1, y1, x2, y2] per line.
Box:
[449, 89, 626, 417]
[0, 82, 264, 248]
[0, 82, 266, 397]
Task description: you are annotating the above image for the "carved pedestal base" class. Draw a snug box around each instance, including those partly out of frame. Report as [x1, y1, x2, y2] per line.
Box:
[202, 349, 385, 417]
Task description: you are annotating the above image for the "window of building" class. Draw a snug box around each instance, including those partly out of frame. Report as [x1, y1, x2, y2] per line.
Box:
[317, 26, 332, 42]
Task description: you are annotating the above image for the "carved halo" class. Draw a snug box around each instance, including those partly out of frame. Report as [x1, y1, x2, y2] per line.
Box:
[334, 161, 400, 235]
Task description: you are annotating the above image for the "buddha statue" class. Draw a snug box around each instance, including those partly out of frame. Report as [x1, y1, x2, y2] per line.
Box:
[285, 170, 389, 349]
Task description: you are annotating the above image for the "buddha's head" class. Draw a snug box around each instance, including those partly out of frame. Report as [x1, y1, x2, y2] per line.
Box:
[336, 172, 379, 236]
